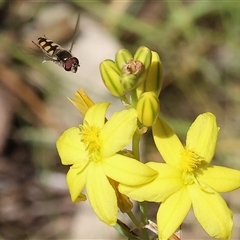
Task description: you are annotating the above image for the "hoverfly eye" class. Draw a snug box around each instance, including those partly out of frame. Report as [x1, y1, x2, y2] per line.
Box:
[64, 59, 73, 71]
[64, 58, 79, 73]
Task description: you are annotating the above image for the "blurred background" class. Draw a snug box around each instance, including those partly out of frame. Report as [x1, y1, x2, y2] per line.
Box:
[0, 0, 240, 239]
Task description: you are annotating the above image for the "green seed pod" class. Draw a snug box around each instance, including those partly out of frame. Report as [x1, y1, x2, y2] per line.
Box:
[100, 60, 125, 97]
[137, 51, 162, 98]
[136, 91, 160, 127]
[115, 49, 133, 71]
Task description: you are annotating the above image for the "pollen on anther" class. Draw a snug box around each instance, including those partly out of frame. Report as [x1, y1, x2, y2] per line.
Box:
[181, 148, 204, 172]
[79, 124, 101, 155]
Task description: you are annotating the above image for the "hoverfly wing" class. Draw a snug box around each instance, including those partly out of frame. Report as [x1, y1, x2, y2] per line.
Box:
[14, 42, 55, 67]
[69, 13, 80, 53]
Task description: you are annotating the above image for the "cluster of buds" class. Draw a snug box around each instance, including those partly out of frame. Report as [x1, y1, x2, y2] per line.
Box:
[100, 46, 163, 127]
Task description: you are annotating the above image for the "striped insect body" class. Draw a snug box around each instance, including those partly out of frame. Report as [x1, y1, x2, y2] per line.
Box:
[32, 14, 80, 73]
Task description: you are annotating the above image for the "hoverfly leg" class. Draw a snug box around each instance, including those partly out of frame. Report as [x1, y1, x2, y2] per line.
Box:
[32, 40, 41, 50]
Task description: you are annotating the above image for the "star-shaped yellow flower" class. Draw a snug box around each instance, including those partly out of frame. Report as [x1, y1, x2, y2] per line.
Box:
[56, 102, 157, 226]
[119, 112, 240, 239]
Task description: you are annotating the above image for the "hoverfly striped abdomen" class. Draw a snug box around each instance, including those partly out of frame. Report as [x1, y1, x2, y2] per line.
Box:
[37, 37, 61, 58]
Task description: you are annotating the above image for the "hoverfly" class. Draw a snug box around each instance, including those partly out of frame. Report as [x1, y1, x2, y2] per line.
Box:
[32, 14, 80, 73]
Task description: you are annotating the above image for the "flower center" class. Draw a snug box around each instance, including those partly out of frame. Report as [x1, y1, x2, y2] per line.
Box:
[79, 122, 101, 162]
[181, 148, 204, 173]
[181, 148, 207, 187]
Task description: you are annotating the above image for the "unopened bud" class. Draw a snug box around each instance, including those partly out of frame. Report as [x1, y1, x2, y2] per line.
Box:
[137, 51, 162, 98]
[120, 74, 138, 91]
[136, 91, 160, 126]
[115, 49, 133, 70]
[134, 46, 152, 70]
[100, 60, 125, 97]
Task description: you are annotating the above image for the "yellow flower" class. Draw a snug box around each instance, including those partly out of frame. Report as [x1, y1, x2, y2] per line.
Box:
[119, 112, 240, 239]
[56, 102, 157, 226]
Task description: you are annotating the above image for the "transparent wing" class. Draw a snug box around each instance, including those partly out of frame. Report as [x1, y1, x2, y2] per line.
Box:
[69, 13, 80, 53]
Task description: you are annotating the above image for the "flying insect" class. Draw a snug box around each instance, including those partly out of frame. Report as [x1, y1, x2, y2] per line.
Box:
[32, 14, 80, 73]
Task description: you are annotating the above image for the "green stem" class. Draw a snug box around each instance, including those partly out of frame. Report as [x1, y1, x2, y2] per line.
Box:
[132, 129, 149, 240]
[127, 211, 140, 226]
[120, 95, 130, 105]
[132, 131, 140, 161]
[140, 202, 150, 240]
[130, 89, 138, 107]
[140, 201, 148, 223]
[114, 221, 139, 240]
[130, 89, 149, 239]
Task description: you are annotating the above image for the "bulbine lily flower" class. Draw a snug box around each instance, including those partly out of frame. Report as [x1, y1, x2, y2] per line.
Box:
[56, 102, 157, 226]
[119, 112, 240, 239]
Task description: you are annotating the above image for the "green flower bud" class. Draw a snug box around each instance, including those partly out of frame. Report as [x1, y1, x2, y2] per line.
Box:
[115, 49, 133, 71]
[136, 91, 160, 127]
[137, 51, 162, 98]
[120, 73, 139, 91]
[134, 46, 152, 70]
[100, 59, 125, 97]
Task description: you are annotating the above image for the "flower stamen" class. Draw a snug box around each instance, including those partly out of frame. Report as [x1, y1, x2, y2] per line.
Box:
[181, 148, 204, 172]
[79, 123, 101, 161]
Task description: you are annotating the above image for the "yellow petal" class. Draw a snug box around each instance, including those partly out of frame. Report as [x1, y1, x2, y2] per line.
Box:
[68, 89, 95, 116]
[157, 187, 191, 240]
[56, 127, 88, 165]
[86, 162, 118, 226]
[186, 112, 219, 164]
[66, 163, 88, 202]
[197, 165, 240, 192]
[119, 162, 182, 202]
[188, 183, 233, 239]
[84, 102, 110, 128]
[152, 117, 184, 167]
[102, 154, 157, 185]
[101, 108, 137, 157]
